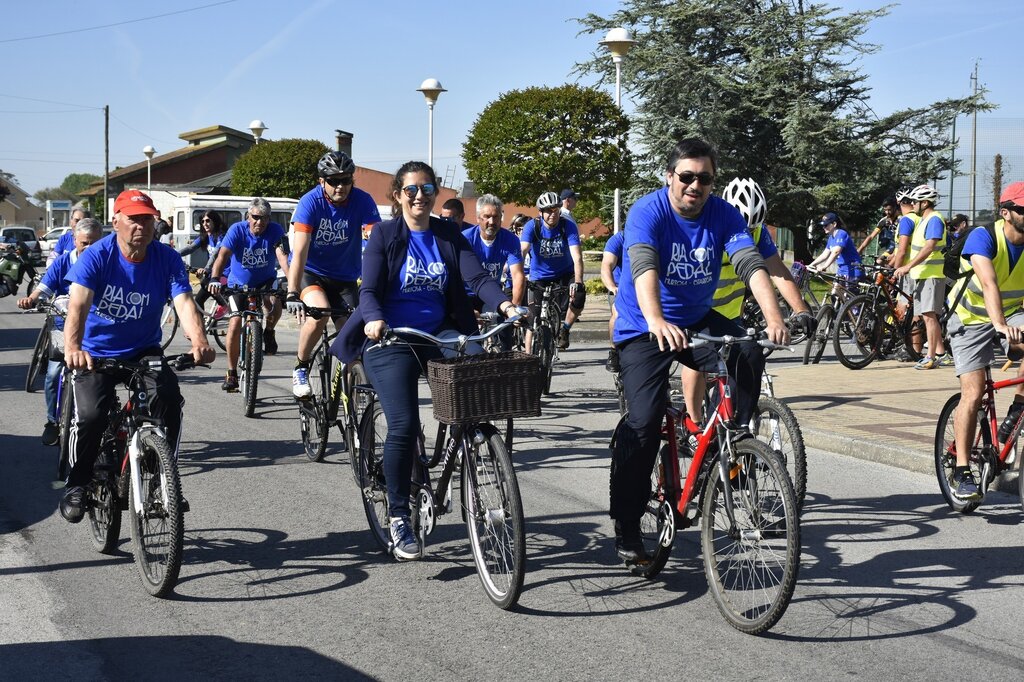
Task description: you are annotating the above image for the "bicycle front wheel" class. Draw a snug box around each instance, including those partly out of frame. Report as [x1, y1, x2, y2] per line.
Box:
[461, 423, 525, 610]
[803, 304, 834, 365]
[751, 395, 807, 512]
[934, 393, 984, 513]
[159, 302, 178, 351]
[833, 294, 882, 370]
[25, 316, 51, 392]
[346, 361, 370, 484]
[128, 431, 184, 597]
[241, 319, 263, 418]
[57, 368, 74, 481]
[299, 357, 330, 462]
[88, 472, 122, 555]
[700, 439, 800, 634]
[356, 400, 391, 549]
[537, 325, 555, 395]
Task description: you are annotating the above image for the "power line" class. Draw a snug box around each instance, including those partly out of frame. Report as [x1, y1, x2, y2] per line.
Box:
[0, 93, 100, 110]
[108, 113, 176, 145]
[0, 0, 237, 44]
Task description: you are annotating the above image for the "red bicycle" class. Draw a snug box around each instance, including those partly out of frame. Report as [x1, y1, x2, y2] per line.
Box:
[617, 331, 800, 634]
[935, 359, 1024, 513]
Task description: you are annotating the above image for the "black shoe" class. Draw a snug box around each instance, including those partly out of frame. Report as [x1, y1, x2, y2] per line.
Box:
[606, 348, 621, 374]
[264, 329, 278, 355]
[41, 421, 59, 446]
[613, 520, 649, 564]
[59, 486, 86, 523]
[222, 373, 239, 392]
[998, 401, 1024, 443]
[557, 324, 571, 350]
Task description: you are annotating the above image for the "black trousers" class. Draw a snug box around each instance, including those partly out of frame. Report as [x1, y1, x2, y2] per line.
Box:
[609, 310, 764, 523]
[66, 353, 184, 488]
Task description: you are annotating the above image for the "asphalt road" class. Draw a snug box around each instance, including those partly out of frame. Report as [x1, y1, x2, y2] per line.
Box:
[2, 305, 1024, 681]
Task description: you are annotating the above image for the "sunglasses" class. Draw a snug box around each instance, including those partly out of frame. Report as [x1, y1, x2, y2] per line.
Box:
[673, 171, 715, 186]
[249, 213, 268, 221]
[401, 183, 437, 199]
[325, 175, 354, 187]
[1005, 205, 1024, 216]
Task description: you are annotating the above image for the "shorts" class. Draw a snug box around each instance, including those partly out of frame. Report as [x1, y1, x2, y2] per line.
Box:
[227, 277, 277, 314]
[947, 310, 1024, 376]
[527, 274, 585, 319]
[913, 277, 944, 315]
[300, 272, 358, 314]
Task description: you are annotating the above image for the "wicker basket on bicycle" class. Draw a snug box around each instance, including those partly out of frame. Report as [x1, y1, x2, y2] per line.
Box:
[427, 351, 542, 424]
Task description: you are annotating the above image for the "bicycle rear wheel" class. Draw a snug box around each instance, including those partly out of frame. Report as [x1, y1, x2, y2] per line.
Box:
[25, 316, 51, 392]
[57, 368, 74, 481]
[299, 355, 330, 462]
[346, 361, 370, 483]
[751, 395, 807, 512]
[934, 393, 984, 513]
[803, 304, 834, 365]
[241, 319, 263, 418]
[833, 294, 882, 369]
[159, 302, 178, 351]
[201, 298, 228, 351]
[128, 431, 183, 597]
[631, 441, 678, 579]
[700, 439, 799, 634]
[357, 400, 391, 549]
[461, 423, 525, 610]
[88, 470, 122, 555]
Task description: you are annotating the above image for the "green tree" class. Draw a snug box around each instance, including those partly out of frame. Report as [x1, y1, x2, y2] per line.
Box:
[575, 0, 990, 258]
[61, 172, 101, 195]
[231, 139, 330, 198]
[462, 85, 632, 223]
[33, 186, 77, 203]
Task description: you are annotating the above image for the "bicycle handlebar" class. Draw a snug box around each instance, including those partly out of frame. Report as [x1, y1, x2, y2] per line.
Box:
[301, 303, 354, 320]
[688, 331, 791, 353]
[92, 353, 207, 374]
[383, 309, 528, 348]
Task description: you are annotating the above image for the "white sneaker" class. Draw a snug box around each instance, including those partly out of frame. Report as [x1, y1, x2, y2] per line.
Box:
[292, 367, 312, 399]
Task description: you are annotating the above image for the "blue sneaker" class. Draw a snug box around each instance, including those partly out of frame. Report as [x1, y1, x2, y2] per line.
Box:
[952, 470, 982, 501]
[292, 366, 311, 399]
[389, 516, 421, 560]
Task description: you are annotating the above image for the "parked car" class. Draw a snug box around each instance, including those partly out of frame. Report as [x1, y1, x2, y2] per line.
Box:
[0, 226, 43, 265]
[39, 226, 72, 256]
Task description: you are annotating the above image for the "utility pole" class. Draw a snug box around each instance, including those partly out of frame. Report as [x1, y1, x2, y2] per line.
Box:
[104, 105, 109, 223]
[948, 116, 956, 216]
[969, 62, 979, 224]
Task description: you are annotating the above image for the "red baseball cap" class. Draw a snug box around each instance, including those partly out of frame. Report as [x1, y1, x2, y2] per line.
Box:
[1000, 182, 1024, 207]
[113, 189, 160, 217]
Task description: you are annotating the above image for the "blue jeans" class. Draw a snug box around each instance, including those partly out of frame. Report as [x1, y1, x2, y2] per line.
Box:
[44, 360, 62, 424]
[362, 329, 482, 517]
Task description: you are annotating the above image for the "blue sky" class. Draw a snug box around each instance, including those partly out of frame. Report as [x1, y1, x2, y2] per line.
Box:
[2, 0, 1021, 215]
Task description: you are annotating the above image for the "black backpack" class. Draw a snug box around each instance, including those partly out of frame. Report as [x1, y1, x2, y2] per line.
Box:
[943, 224, 996, 280]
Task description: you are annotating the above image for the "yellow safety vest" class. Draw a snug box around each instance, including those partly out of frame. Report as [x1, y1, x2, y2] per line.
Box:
[910, 211, 947, 279]
[953, 220, 1024, 325]
[712, 223, 763, 319]
[899, 212, 921, 266]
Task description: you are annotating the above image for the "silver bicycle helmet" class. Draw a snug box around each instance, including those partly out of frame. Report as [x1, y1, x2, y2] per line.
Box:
[908, 183, 939, 204]
[536, 191, 560, 210]
[317, 151, 356, 178]
[721, 177, 767, 228]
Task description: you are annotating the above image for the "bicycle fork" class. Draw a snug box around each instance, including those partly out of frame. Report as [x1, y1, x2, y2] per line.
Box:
[127, 424, 167, 516]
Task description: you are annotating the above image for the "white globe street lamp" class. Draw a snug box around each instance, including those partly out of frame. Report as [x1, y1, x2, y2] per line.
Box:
[142, 145, 156, 192]
[599, 27, 636, 234]
[416, 78, 447, 168]
[249, 119, 268, 144]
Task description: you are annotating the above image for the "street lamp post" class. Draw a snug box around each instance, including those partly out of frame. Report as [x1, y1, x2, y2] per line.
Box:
[416, 78, 446, 168]
[142, 145, 156, 192]
[249, 119, 267, 145]
[599, 27, 636, 234]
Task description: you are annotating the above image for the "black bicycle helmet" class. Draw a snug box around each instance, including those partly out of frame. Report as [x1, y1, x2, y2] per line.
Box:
[317, 151, 356, 178]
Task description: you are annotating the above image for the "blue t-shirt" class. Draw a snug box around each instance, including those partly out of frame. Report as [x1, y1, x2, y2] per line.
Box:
[897, 215, 917, 238]
[52, 231, 75, 259]
[292, 185, 381, 280]
[66, 235, 192, 357]
[39, 249, 80, 330]
[604, 231, 625, 286]
[826, 228, 862, 277]
[920, 215, 946, 241]
[613, 189, 755, 342]
[462, 226, 522, 292]
[381, 230, 448, 334]
[520, 217, 580, 280]
[962, 226, 1024, 272]
[220, 221, 285, 287]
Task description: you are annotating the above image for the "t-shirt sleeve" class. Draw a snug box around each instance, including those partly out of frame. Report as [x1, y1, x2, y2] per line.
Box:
[502, 231, 523, 265]
[924, 217, 945, 241]
[833, 230, 851, 249]
[961, 226, 996, 261]
[721, 205, 756, 258]
[624, 204, 658, 250]
[756, 226, 778, 259]
[605, 232, 625, 258]
[40, 257, 64, 294]
[898, 216, 915, 237]
[292, 193, 316, 233]
[66, 246, 101, 292]
[565, 219, 581, 247]
[168, 251, 192, 298]
[221, 225, 241, 253]
[360, 194, 381, 226]
[520, 219, 536, 246]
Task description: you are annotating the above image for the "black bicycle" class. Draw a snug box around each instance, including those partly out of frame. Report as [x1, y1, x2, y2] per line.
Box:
[58, 354, 203, 597]
[220, 283, 282, 417]
[356, 314, 538, 609]
[25, 298, 66, 393]
[527, 281, 567, 395]
[159, 267, 230, 351]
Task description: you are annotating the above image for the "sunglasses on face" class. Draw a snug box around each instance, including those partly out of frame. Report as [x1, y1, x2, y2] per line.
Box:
[401, 183, 437, 199]
[673, 170, 715, 186]
[325, 175, 354, 187]
[249, 213, 268, 222]
[1006, 205, 1024, 216]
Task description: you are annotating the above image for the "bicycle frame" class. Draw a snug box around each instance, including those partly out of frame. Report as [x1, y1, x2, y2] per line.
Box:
[976, 369, 1024, 465]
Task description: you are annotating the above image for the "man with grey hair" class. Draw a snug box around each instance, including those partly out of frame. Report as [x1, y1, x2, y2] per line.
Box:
[462, 194, 525, 349]
[48, 207, 90, 266]
[207, 198, 289, 390]
[18, 217, 103, 444]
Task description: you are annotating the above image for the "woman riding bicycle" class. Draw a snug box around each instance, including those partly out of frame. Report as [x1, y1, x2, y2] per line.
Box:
[333, 161, 519, 561]
[178, 210, 228, 310]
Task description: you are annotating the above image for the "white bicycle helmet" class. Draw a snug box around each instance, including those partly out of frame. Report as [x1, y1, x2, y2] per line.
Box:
[908, 183, 939, 204]
[722, 177, 767, 228]
[536, 191, 560, 210]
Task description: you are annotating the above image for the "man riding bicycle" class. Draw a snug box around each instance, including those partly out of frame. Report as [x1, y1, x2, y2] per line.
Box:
[59, 190, 215, 523]
[946, 181, 1024, 501]
[207, 198, 289, 391]
[462, 194, 524, 348]
[286, 151, 381, 398]
[520, 191, 585, 351]
[609, 138, 788, 563]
